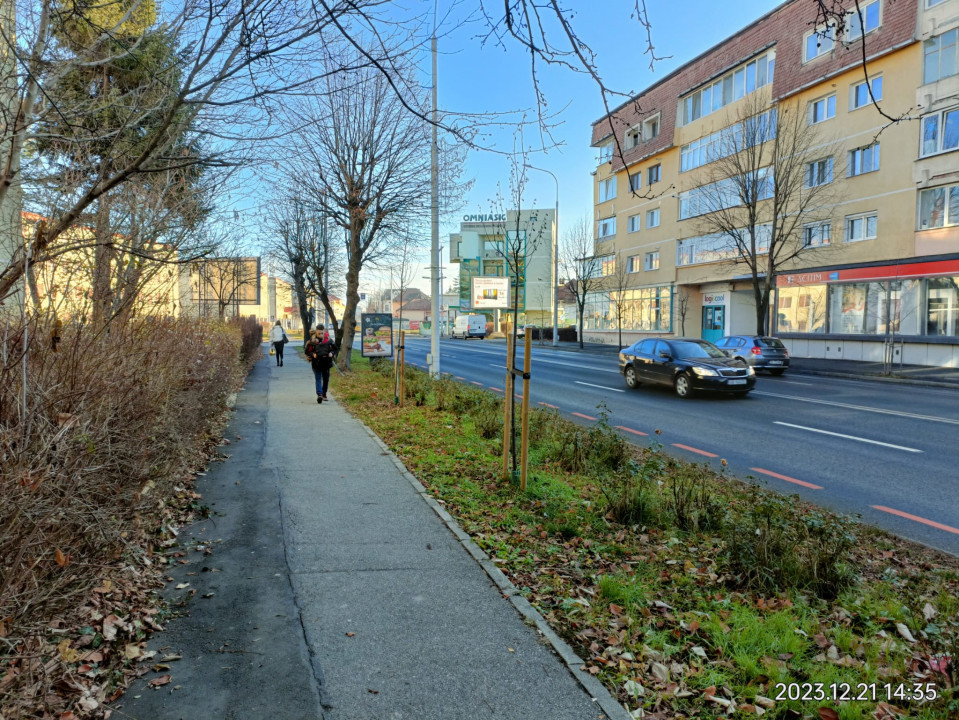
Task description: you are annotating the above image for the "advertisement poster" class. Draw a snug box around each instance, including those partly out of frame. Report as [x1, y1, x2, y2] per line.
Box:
[361, 313, 393, 358]
[471, 276, 511, 309]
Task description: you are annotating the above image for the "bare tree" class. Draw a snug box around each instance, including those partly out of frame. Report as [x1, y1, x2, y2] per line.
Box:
[561, 215, 604, 349]
[607, 253, 633, 349]
[690, 92, 840, 335]
[676, 287, 691, 336]
[278, 49, 466, 370]
[189, 237, 259, 321]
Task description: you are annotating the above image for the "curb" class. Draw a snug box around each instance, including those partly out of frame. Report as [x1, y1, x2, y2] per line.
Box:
[791, 369, 959, 389]
[357, 421, 633, 720]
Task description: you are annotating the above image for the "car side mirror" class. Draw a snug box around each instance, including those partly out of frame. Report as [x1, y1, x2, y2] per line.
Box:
[658, 351, 671, 360]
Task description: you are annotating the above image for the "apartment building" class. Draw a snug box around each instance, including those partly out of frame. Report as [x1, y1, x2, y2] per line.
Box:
[448, 209, 556, 326]
[590, 0, 959, 366]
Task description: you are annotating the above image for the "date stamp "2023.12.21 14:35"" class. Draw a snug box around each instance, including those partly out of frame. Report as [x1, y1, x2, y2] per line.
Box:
[772, 682, 939, 703]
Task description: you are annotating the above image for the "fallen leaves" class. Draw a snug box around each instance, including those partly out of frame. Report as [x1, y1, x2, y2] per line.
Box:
[148, 675, 172, 688]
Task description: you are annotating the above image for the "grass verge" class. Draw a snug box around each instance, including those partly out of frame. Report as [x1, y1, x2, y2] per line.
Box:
[336, 352, 958, 720]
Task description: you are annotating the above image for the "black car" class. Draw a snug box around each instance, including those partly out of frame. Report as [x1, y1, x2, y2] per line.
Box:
[618, 338, 756, 398]
[715, 335, 790, 375]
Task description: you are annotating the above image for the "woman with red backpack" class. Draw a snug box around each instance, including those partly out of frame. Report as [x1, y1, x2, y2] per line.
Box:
[305, 325, 338, 404]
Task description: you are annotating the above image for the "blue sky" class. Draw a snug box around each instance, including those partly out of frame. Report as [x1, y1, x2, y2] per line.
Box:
[385, 0, 785, 295]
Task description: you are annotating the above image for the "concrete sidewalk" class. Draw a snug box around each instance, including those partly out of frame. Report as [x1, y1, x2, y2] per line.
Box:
[112, 348, 625, 720]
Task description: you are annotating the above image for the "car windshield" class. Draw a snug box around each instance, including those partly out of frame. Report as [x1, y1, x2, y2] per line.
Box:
[668, 341, 726, 359]
[759, 337, 786, 348]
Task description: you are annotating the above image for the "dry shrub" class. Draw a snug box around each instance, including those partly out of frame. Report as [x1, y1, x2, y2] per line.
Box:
[230, 314, 264, 367]
[0, 314, 244, 714]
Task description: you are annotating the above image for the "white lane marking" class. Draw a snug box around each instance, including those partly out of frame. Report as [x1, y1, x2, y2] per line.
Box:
[772, 421, 922, 453]
[755, 391, 959, 425]
[775, 379, 813, 386]
[575, 381, 625, 393]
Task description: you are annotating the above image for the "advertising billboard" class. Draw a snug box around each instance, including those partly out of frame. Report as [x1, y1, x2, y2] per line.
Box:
[360, 313, 394, 358]
[471, 276, 511, 309]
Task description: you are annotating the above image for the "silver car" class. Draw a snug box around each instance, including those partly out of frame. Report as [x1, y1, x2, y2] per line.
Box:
[716, 335, 790, 375]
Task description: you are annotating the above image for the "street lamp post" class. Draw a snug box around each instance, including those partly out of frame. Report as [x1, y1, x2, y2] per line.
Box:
[524, 163, 559, 347]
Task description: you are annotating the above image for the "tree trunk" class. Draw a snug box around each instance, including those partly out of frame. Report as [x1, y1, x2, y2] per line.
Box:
[577, 301, 585, 349]
[91, 197, 115, 329]
[292, 257, 311, 339]
[337, 258, 362, 371]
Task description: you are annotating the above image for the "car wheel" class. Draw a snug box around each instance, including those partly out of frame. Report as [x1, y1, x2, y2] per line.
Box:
[624, 365, 640, 389]
[770, 369, 785, 376]
[674, 372, 693, 398]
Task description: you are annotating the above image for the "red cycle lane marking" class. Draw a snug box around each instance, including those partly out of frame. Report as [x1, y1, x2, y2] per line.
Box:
[571, 412, 597, 421]
[489, 387, 503, 392]
[455, 376, 466, 380]
[616, 425, 648, 437]
[872, 506, 959, 535]
[538, 402, 559, 409]
[751, 467, 824, 490]
[471, 381, 484, 387]
[672, 443, 718, 458]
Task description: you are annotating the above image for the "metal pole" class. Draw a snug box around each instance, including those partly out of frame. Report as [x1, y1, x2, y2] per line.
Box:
[429, 34, 440, 378]
[524, 164, 559, 346]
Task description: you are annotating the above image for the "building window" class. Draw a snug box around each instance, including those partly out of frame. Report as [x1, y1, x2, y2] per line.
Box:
[805, 157, 834, 187]
[682, 51, 775, 124]
[846, 0, 880, 40]
[803, 221, 832, 247]
[851, 76, 882, 110]
[601, 256, 616, 276]
[644, 251, 660, 271]
[927, 0, 948, 7]
[920, 107, 959, 157]
[582, 286, 672, 332]
[599, 177, 617, 202]
[845, 212, 878, 242]
[848, 143, 880, 176]
[776, 285, 827, 333]
[627, 214, 641, 233]
[927, 276, 959, 336]
[680, 110, 777, 173]
[647, 164, 661, 185]
[923, 29, 958, 85]
[809, 94, 836, 124]
[598, 142, 614, 164]
[646, 208, 660, 228]
[918, 183, 959, 229]
[805, 26, 835, 62]
[627, 255, 641, 273]
[598, 216, 617, 238]
[628, 173, 642, 192]
[643, 114, 661, 141]
[626, 126, 641, 149]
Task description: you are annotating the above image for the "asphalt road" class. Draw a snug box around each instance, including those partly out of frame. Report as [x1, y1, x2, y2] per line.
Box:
[393, 336, 959, 556]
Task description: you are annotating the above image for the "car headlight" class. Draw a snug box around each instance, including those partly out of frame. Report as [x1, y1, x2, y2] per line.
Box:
[746, 366, 755, 376]
[691, 366, 717, 377]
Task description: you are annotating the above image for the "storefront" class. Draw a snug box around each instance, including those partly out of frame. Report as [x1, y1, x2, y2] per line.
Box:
[774, 255, 959, 365]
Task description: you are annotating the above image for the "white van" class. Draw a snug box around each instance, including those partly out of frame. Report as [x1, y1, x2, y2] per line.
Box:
[452, 314, 487, 339]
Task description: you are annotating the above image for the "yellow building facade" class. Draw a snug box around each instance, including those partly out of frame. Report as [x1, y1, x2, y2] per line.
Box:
[590, 0, 959, 366]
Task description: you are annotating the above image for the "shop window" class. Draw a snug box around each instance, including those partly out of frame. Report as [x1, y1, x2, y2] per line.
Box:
[777, 284, 827, 333]
[926, 276, 959, 336]
[828, 283, 882, 334]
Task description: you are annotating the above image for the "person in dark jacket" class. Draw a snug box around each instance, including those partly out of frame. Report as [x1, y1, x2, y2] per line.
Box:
[304, 325, 338, 404]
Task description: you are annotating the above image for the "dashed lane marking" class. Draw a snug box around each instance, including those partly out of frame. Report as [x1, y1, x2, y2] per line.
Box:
[872, 506, 959, 535]
[571, 412, 597, 421]
[671, 443, 718, 458]
[616, 425, 648, 437]
[756, 392, 959, 425]
[575, 381, 625, 393]
[538, 402, 559, 409]
[751, 467, 824, 490]
[773, 421, 922, 453]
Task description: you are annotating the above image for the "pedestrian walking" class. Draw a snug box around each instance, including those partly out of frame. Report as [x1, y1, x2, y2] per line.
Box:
[305, 325, 338, 404]
[269, 320, 288, 366]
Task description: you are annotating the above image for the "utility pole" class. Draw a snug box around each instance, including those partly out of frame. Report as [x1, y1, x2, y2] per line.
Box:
[428, 33, 440, 378]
